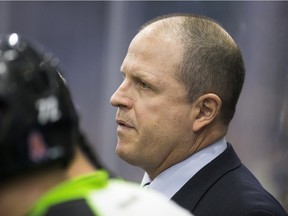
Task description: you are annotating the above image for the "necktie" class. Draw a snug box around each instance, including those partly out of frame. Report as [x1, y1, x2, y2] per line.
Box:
[143, 182, 150, 188]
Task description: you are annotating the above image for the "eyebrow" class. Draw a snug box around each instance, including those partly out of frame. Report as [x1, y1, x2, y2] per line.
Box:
[120, 63, 130, 74]
[120, 61, 159, 85]
[121, 64, 148, 79]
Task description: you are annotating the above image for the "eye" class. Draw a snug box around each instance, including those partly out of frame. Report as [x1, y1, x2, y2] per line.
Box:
[138, 80, 148, 89]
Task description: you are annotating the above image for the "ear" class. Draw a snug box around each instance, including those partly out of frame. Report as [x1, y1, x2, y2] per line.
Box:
[192, 93, 222, 132]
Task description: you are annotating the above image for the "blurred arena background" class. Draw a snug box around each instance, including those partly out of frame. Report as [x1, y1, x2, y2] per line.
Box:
[0, 1, 287, 210]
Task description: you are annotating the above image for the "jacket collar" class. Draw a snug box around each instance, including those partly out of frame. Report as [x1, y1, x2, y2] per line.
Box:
[171, 143, 241, 211]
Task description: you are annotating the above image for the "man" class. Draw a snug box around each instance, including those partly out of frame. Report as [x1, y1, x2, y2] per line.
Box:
[110, 13, 288, 215]
[0, 33, 193, 216]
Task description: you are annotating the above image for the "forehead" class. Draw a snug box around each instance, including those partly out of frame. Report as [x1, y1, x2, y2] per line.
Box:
[122, 23, 183, 76]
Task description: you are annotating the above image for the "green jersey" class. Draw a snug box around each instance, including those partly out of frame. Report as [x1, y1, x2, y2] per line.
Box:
[28, 170, 193, 216]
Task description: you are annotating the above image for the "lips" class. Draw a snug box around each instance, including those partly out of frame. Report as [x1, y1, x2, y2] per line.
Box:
[116, 119, 133, 128]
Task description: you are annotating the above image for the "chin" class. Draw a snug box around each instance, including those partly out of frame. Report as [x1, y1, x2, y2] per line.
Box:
[115, 143, 128, 158]
[116, 147, 138, 166]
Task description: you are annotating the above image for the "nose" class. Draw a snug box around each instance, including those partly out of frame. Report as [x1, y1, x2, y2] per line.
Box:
[110, 81, 133, 109]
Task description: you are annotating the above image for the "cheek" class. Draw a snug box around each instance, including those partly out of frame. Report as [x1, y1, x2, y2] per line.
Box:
[151, 105, 193, 144]
[138, 99, 191, 132]
[136, 99, 192, 140]
[139, 108, 191, 149]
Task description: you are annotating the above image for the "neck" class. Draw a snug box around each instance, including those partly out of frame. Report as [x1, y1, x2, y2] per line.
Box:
[190, 126, 226, 155]
[0, 168, 67, 216]
[66, 148, 96, 178]
[145, 123, 227, 180]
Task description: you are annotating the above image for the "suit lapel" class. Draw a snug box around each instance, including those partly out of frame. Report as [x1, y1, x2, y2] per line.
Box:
[171, 144, 241, 212]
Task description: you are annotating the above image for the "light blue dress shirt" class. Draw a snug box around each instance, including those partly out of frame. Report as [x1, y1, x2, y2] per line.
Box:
[140, 138, 227, 199]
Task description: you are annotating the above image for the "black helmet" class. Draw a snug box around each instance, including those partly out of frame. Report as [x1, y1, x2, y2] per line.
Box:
[0, 33, 79, 181]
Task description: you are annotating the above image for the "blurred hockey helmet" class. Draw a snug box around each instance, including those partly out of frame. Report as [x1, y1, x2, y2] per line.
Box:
[0, 33, 79, 181]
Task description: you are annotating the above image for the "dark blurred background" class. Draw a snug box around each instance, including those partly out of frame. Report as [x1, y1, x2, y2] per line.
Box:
[0, 1, 287, 210]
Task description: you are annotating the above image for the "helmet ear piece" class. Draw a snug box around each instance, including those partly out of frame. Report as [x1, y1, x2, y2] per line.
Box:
[0, 33, 79, 181]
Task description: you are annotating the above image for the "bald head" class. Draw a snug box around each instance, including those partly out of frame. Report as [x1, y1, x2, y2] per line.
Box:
[140, 14, 245, 125]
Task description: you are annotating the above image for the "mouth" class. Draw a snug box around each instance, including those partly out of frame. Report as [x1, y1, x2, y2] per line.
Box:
[116, 119, 133, 128]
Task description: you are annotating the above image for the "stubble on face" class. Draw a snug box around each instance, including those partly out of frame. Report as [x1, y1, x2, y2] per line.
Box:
[114, 21, 195, 176]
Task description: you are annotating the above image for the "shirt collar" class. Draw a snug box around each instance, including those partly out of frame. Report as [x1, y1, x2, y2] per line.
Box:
[140, 138, 227, 199]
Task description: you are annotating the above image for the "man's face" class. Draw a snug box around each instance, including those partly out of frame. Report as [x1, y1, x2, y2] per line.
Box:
[110, 25, 196, 175]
